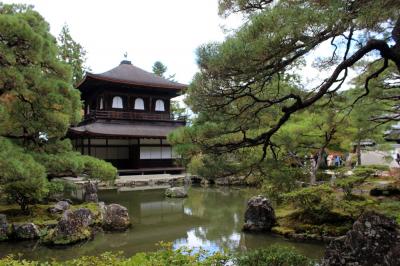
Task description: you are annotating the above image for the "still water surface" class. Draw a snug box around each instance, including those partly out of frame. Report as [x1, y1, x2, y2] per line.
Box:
[0, 186, 325, 261]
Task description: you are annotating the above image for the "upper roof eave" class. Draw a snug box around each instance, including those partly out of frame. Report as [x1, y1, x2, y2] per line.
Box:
[76, 73, 187, 92]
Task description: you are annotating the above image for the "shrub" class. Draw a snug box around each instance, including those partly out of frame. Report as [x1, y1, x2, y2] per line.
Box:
[81, 155, 117, 182]
[235, 245, 314, 266]
[35, 152, 117, 182]
[47, 180, 76, 200]
[335, 176, 365, 198]
[283, 185, 335, 218]
[35, 152, 85, 178]
[0, 138, 49, 212]
[353, 165, 389, 178]
[262, 165, 303, 204]
[336, 199, 375, 219]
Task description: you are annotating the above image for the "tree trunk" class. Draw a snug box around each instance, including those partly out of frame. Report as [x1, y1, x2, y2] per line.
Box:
[310, 149, 324, 185]
[356, 139, 362, 166]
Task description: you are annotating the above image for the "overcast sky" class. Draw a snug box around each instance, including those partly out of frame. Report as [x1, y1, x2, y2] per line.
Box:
[4, 0, 242, 84]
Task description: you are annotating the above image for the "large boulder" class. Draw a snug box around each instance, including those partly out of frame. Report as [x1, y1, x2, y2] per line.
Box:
[48, 200, 70, 214]
[165, 187, 187, 198]
[44, 208, 93, 245]
[83, 182, 98, 203]
[0, 214, 9, 241]
[322, 211, 400, 266]
[243, 196, 276, 231]
[102, 203, 130, 231]
[13, 223, 40, 240]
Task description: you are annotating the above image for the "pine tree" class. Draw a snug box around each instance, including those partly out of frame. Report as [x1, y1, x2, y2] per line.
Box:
[58, 24, 89, 85]
[152, 61, 168, 77]
[0, 3, 116, 211]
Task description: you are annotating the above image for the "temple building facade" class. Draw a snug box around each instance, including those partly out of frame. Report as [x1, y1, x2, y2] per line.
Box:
[68, 60, 186, 174]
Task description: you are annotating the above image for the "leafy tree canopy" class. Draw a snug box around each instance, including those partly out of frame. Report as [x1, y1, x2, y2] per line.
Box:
[0, 3, 116, 211]
[170, 0, 399, 179]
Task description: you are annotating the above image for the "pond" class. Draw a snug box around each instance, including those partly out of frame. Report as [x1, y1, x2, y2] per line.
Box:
[0, 186, 325, 261]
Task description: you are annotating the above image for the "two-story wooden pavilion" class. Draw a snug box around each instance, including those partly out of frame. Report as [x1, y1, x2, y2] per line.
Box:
[68, 60, 186, 174]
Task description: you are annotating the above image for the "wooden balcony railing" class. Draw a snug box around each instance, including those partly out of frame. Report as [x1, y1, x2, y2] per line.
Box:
[85, 110, 186, 123]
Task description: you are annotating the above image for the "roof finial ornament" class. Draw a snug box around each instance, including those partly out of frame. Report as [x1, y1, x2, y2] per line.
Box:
[121, 52, 131, 65]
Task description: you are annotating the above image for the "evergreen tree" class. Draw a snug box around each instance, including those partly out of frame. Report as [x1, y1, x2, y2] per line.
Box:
[152, 61, 176, 81]
[58, 24, 89, 85]
[152, 61, 167, 77]
[0, 3, 116, 211]
[172, 0, 400, 171]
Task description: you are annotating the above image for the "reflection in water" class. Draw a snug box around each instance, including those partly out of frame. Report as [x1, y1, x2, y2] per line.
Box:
[0, 186, 325, 261]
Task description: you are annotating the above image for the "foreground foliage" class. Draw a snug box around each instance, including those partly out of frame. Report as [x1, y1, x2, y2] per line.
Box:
[0, 243, 313, 266]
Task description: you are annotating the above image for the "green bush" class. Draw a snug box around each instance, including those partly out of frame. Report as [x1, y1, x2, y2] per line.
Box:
[262, 165, 304, 204]
[283, 185, 335, 217]
[335, 176, 365, 198]
[35, 152, 85, 178]
[336, 199, 375, 219]
[35, 152, 117, 182]
[81, 155, 117, 182]
[0, 138, 49, 212]
[352, 165, 389, 178]
[235, 245, 314, 266]
[47, 180, 76, 199]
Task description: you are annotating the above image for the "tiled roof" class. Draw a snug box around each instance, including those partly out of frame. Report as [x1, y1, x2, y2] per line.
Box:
[69, 120, 182, 138]
[78, 60, 186, 91]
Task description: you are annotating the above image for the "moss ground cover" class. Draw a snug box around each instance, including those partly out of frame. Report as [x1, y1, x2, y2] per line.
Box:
[270, 165, 400, 240]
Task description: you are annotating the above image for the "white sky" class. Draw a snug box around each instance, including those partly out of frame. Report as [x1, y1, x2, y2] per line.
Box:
[4, 0, 242, 85]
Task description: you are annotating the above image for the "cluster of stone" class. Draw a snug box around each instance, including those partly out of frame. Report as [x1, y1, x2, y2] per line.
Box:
[44, 201, 131, 245]
[322, 211, 400, 266]
[0, 182, 131, 245]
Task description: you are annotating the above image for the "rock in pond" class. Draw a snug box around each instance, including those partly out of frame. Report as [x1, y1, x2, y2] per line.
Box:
[48, 200, 70, 214]
[165, 187, 187, 198]
[102, 203, 131, 231]
[84, 182, 99, 203]
[13, 223, 40, 240]
[0, 214, 9, 241]
[243, 195, 276, 231]
[322, 211, 400, 266]
[215, 176, 246, 186]
[44, 208, 94, 245]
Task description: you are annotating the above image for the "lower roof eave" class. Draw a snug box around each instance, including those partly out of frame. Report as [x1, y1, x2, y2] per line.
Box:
[68, 129, 168, 139]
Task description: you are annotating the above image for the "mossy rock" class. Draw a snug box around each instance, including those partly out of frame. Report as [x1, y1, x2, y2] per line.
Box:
[43, 208, 94, 245]
[44, 227, 92, 245]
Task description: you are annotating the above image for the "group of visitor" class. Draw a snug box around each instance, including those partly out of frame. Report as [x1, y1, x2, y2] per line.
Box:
[327, 154, 342, 167]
